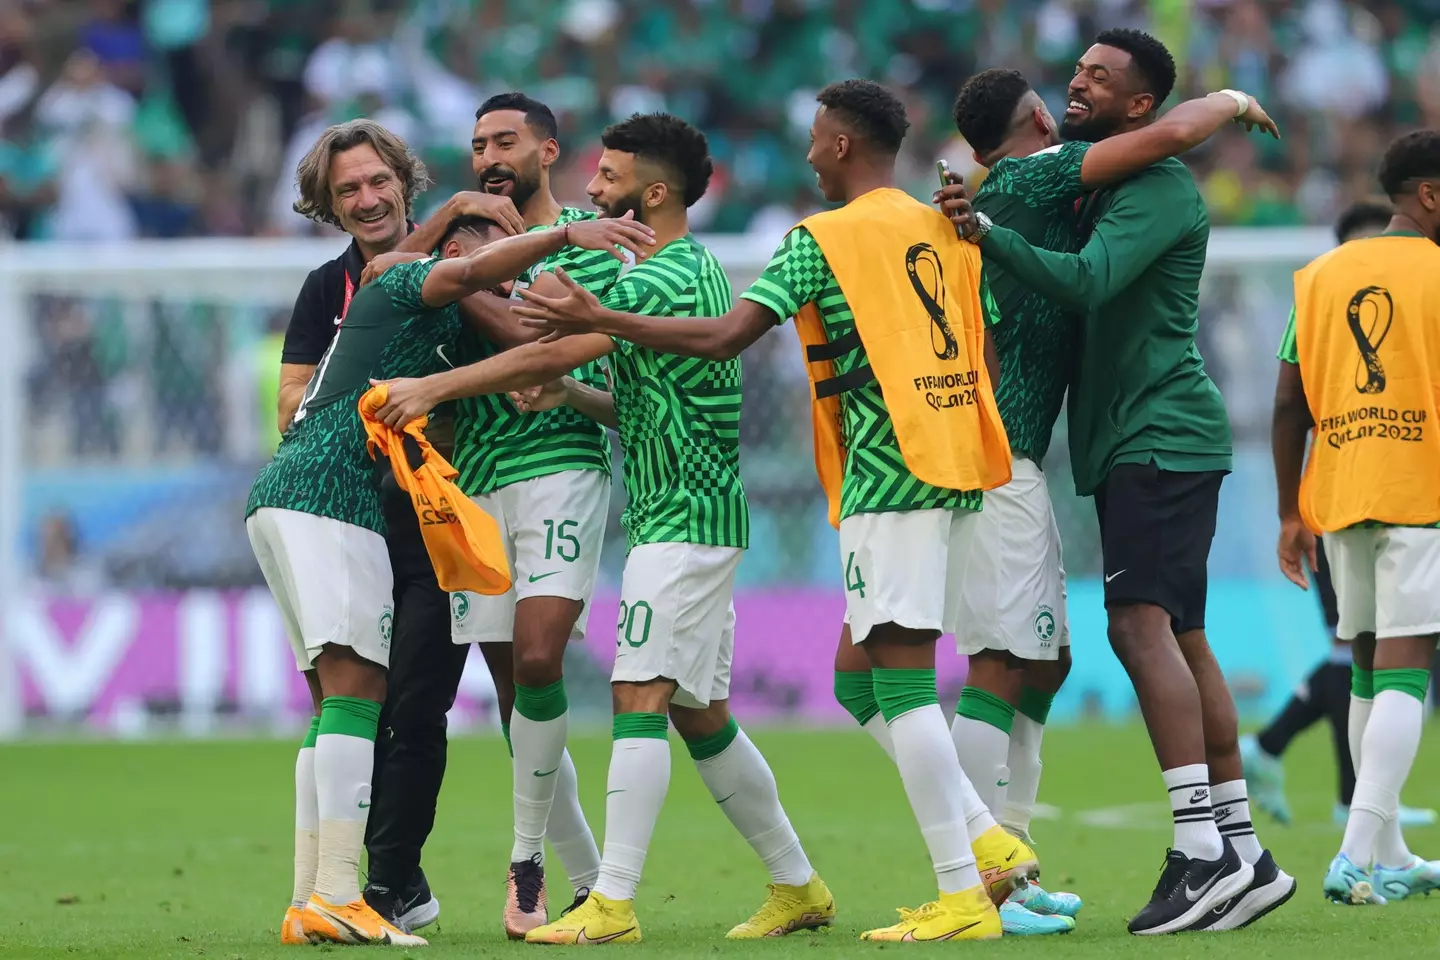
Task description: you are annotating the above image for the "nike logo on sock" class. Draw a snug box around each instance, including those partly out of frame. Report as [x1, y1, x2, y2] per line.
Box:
[717, 792, 737, 804]
[359, 800, 371, 809]
[533, 767, 559, 778]
[996, 779, 1010, 787]
[606, 789, 624, 797]
[1190, 789, 1209, 805]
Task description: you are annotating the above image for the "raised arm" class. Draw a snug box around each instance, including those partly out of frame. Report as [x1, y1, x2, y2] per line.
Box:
[1272, 307, 1317, 589]
[397, 191, 527, 255]
[979, 168, 1195, 311]
[1079, 91, 1278, 188]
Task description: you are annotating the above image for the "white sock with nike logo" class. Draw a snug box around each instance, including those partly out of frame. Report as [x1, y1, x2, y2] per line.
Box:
[292, 717, 320, 909]
[687, 718, 814, 886]
[546, 750, 602, 893]
[511, 681, 573, 865]
[593, 713, 671, 902]
[1163, 764, 1224, 860]
[313, 696, 381, 906]
[1210, 779, 1263, 863]
[951, 687, 1014, 825]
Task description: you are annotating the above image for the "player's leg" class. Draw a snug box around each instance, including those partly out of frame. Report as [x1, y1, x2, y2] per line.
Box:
[843, 509, 1002, 943]
[1093, 466, 1253, 935]
[1338, 527, 1440, 902]
[284, 673, 323, 944]
[833, 621, 894, 757]
[1006, 650, 1069, 843]
[504, 472, 607, 933]
[670, 598, 833, 939]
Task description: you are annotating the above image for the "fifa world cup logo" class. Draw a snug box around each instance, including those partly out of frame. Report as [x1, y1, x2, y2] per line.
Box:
[906, 243, 958, 360]
[1348, 285, 1393, 395]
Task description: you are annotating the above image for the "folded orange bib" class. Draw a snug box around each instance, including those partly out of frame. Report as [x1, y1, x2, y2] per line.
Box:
[359, 386, 511, 595]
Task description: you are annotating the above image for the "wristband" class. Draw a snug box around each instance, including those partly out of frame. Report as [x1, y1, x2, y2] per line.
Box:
[1219, 89, 1250, 118]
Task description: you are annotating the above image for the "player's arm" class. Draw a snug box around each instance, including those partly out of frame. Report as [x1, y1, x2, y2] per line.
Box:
[460, 261, 619, 348]
[276, 270, 329, 433]
[397, 191, 527, 255]
[1079, 91, 1278, 187]
[1272, 306, 1317, 589]
[372, 334, 616, 429]
[977, 169, 1195, 310]
[418, 215, 655, 308]
[511, 376, 618, 428]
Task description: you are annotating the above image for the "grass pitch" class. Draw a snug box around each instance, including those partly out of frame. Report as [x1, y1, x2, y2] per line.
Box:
[3, 723, 1438, 959]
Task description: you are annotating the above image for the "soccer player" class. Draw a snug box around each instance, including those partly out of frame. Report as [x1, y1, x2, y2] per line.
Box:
[1273, 129, 1440, 905]
[373, 111, 833, 945]
[940, 30, 1292, 933]
[942, 67, 1280, 924]
[447, 92, 624, 937]
[513, 81, 1037, 943]
[1245, 199, 1438, 831]
[247, 201, 652, 946]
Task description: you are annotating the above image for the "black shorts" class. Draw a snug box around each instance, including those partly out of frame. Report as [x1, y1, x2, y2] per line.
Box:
[1312, 536, 1340, 631]
[1093, 462, 1225, 635]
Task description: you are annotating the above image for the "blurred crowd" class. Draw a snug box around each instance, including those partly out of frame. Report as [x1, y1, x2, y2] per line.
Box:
[3, 0, 1440, 244]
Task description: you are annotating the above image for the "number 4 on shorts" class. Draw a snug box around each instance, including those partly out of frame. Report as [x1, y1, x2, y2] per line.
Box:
[845, 551, 866, 598]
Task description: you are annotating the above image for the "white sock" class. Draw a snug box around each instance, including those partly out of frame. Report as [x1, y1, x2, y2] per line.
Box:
[510, 707, 570, 864]
[1343, 689, 1423, 866]
[691, 723, 814, 886]
[313, 728, 377, 905]
[292, 721, 319, 908]
[593, 717, 671, 902]
[1211, 779, 1264, 864]
[1348, 694, 1373, 776]
[950, 712, 1011, 821]
[863, 713, 896, 760]
[1003, 713, 1044, 838]
[1376, 812, 1413, 869]
[1163, 764, 1224, 860]
[546, 749, 601, 892]
[887, 704, 983, 894]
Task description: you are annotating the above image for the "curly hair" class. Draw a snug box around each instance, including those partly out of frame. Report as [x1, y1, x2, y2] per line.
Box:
[952, 69, 1033, 155]
[1377, 129, 1440, 199]
[1095, 28, 1177, 110]
[817, 78, 909, 154]
[601, 112, 714, 207]
[293, 119, 431, 228]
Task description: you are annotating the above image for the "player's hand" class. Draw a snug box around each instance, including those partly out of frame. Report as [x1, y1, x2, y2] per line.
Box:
[1277, 516, 1316, 590]
[446, 191, 526, 235]
[509, 378, 569, 413]
[513, 268, 604, 340]
[1237, 95, 1281, 140]
[361, 251, 427, 287]
[370, 377, 442, 430]
[932, 172, 979, 239]
[563, 210, 656, 262]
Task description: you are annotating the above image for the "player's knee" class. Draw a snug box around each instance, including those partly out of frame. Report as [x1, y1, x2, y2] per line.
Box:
[512, 641, 564, 688]
[670, 699, 730, 741]
[1106, 604, 1168, 665]
[612, 678, 677, 715]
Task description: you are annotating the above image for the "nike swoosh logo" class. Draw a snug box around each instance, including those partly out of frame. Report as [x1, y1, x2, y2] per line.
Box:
[717, 792, 737, 804]
[996, 780, 1010, 787]
[529, 571, 560, 582]
[436, 344, 454, 368]
[577, 926, 636, 944]
[333, 315, 342, 326]
[902, 919, 983, 941]
[533, 767, 559, 778]
[1190, 789, 1209, 804]
[358, 800, 371, 808]
[606, 789, 624, 797]
[1185, 872, 1221, 902]
[1105, 569, 1127, 583]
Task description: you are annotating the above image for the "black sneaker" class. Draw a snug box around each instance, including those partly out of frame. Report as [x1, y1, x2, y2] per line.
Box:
[365, 867, 441, 933]
[1190, 850, 1296, 932]
[1127, 844, 1254, 935]
[504, 853, 548, 940]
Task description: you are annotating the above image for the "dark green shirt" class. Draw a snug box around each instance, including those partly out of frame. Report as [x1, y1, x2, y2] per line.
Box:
[981, 157, 1232, 496]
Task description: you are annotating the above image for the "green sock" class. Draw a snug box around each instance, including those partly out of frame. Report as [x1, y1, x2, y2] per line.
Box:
[317, 696, 381, 740]
[302, 715, 320, 749]
[612, 712, 670, 740]
[871, 668, 938, 722]
[313, 696, 382, 905]
[956, 686, 1016, 734]
[515, 679, 568, 722]
[834, 671, 881, 726]
[1017, 687, 1055, 726]
[684, 716, 740, 761]
[1352, 666, 1375, 700]
[1373, 667, 1430, 702]
[501, 721, 513, 758]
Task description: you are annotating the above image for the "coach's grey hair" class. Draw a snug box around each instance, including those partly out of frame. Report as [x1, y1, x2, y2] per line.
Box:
[293, 119, 431, 227]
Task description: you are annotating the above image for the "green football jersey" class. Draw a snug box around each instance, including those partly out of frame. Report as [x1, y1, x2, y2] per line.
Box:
[975, 142, 1089, 463]
[740, 227, 984, 522]
[606, 236, 748, 551]
[451, 207, 616, 496]
[246, 258, 460, 534]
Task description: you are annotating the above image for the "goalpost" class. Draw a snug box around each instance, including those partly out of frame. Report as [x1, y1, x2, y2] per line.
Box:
[0, 226, 1335, 739]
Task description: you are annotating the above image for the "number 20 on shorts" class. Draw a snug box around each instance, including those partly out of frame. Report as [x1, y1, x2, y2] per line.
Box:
[616, 600, 653, 648]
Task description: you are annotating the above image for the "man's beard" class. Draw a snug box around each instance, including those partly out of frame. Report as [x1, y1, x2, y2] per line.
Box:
[597, 190, 646, 224]
[477, 163, 542, 211]
[1059, 112, 1123, 143]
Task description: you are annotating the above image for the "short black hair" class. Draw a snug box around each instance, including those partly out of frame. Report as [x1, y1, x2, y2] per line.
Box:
[816, 78, 909, 154]
[1094, 28, 1176, 110]
[1377, 129, 1440, 199]
[476, 92, 558, 141]
[600, 112, 714, 207]
[440, 214, 501, 248]
[1335, 200, 1393, 243]
[952, 69, 1033, 155]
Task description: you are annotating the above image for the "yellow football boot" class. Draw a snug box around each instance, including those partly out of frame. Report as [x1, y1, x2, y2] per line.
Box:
[302, 895, 429, 946]
[524, 892, 641, 945]
[726, 873, 836, 938]
[860, 884, 1002, 942]
[974, 825, 1039, 905]
[280, 906, 311, 945]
